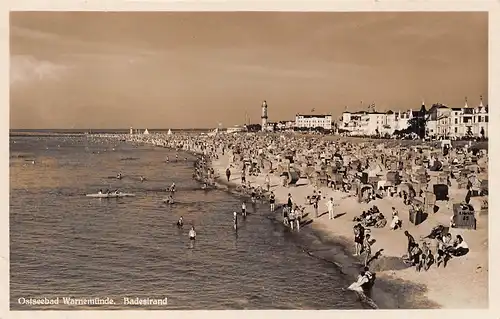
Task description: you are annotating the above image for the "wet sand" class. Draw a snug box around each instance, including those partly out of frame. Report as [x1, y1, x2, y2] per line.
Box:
[210, 149, 488, 309]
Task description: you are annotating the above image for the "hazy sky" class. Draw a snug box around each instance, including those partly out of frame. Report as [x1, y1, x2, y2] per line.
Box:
[10, 12, 488, 129]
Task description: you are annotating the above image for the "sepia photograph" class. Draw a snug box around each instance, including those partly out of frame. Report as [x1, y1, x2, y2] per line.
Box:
[9, 11, 489, 310]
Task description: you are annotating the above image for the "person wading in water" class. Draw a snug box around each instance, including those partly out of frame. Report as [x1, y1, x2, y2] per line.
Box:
[233, 212, 238, 231]
[189, 226, 196, 240]
[177, 216, 184, 228]
[269, 191, 276, 212]
[241, 201, 247, 217]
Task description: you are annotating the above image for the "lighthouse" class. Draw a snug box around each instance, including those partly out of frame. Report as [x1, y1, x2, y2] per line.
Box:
[261, 100, 268, 131]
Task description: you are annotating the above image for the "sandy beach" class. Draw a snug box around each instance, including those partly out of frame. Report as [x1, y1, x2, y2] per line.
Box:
[207, 136, 488, 309]
[123, 131, 488, 309]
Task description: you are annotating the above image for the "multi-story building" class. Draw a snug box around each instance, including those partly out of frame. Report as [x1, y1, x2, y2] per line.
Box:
[427, 97, 488, 139]
[295, 114, 333, 130]
[341, 111, 366, 135]
[341, 109, 413, 136]
[275, 120, 296, 131]
[427, 103, 452, 138]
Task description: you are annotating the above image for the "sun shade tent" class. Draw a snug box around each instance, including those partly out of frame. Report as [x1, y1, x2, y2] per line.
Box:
[433, 184, 449, 201]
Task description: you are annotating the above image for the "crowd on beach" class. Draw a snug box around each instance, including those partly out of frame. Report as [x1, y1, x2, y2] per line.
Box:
[120, 130, 487, 300]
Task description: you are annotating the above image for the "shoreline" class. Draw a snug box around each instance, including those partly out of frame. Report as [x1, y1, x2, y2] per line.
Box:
[124, 133, 488, 309]
[208, 148, 487, 309]
[209, 152, 435, 309]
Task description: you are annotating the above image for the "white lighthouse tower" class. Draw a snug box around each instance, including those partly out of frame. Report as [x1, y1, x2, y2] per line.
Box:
[261, 100, 268, 131]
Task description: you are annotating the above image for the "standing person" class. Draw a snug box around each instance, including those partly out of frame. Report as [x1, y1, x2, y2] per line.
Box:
[287, 193, 293, 208]
[363, 234, 372, 267]
[353, 223, 364, 256]
[251, 189, 256, 204]
[404, 230, 416, 257]
[241, 201, 247, 217]
[269, 191, 276, 212]
[189, 226, 196, 240]
[226, 167, 231, 182]
[233, 212, 238, 231]
[188, 226, 196, 249]
[241, 169, 246, 185]
[313, 194, 320, 218]
[326, 197, 335, 220]
[265, 174, 271, 192]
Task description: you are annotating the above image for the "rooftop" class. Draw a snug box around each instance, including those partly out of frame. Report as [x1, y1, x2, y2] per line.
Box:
[296, 114, 332, 118]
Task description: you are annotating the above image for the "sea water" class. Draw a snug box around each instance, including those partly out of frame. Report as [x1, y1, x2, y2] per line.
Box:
[10, 134, 370, 310]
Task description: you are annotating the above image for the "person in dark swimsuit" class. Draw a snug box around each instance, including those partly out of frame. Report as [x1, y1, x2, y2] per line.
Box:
[405, 230, 416, 257]
[269, 192, 276, 212]
[354, 223, 365, 256]
[313, 195, 320, 218]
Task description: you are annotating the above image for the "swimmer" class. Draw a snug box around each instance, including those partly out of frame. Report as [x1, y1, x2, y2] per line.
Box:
[117, 173, 122, 180]
[165, 156, 169, 162]
[189, 226, 196, 240]
[167, 194, 174, 204]
[98, 189, 103, 195]
[169, 182, 176, 193]
[140, 176, 145, 182]
[177, 216, 183, 228]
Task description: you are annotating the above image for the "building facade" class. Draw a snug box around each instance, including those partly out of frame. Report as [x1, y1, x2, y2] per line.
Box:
[295, 114, 333, 130]
[427, 97, 488, 139]
[341, 109, 413, 136]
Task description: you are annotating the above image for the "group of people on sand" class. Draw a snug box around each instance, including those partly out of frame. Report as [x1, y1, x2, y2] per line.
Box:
[352, 205, 387, 228]
[404, 229, 470, 271]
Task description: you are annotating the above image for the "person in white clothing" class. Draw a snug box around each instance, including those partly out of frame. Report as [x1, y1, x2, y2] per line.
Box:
[241, 201, 247, 217]
[347, 271, 369, 293]
[189, 226, 196, 240]
[326, 198, 335, 220]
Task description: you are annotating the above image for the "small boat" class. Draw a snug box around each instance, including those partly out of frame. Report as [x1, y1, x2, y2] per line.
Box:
[86, 193, 136, 198]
